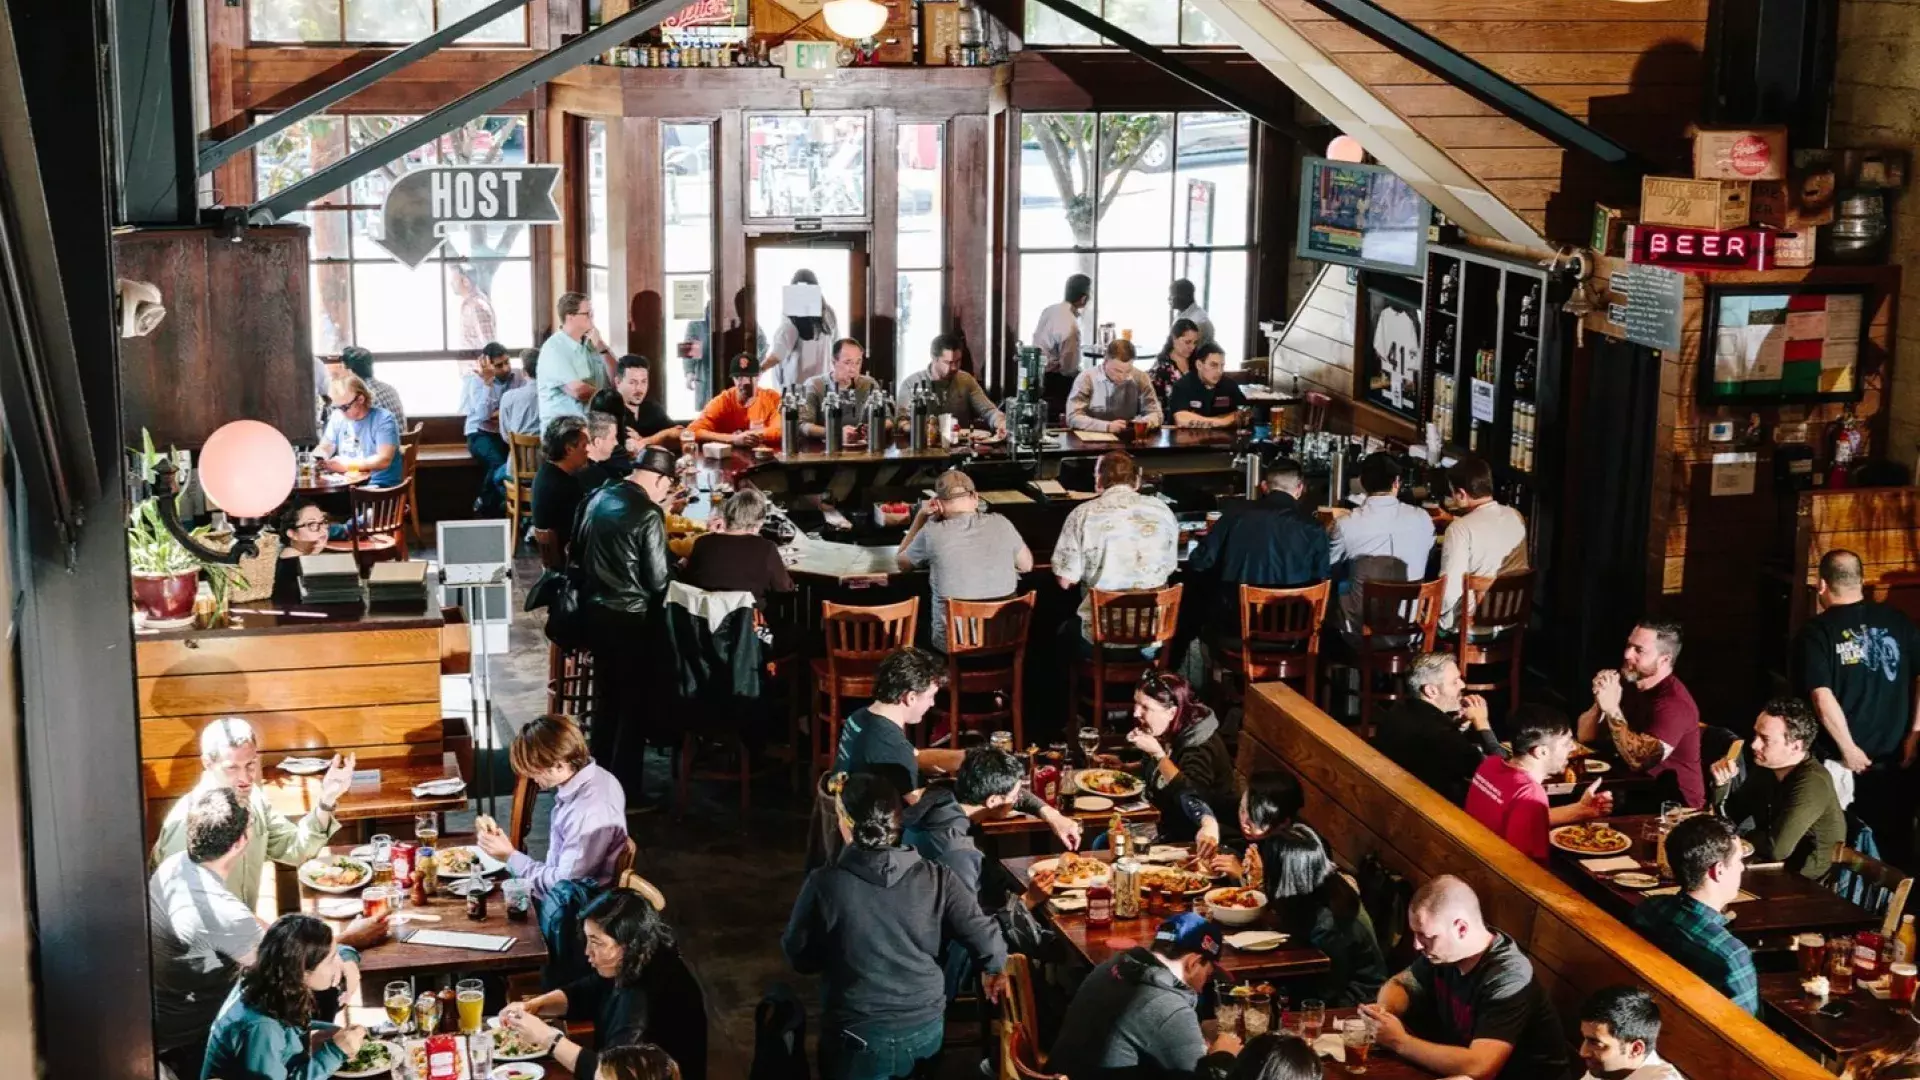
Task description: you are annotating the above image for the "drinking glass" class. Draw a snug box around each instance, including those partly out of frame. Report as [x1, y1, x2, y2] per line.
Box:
[1243, 989, 1271, 1036]
[1341, 1018, 1375, 1072]
[1797, 933, 1828, 979]
[501, 879, 533, 923]
[1659, 802, 1685, 827]
[990, 731, 1015, 753]
[384, 981, 413, 1034]
[1299, 999, 1326, 1042]
[414, 813, 439, 847]
[361, 885, 392, 920]
[414, 991, 442, 1036]
[371, 833, 395, 857]
[456, 979, 485, 1033]
[1214, 990, 1243, 1037]
[1078, 726, 1101, 766]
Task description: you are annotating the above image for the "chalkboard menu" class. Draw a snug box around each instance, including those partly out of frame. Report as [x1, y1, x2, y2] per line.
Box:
[1610, 263, 1686, 353]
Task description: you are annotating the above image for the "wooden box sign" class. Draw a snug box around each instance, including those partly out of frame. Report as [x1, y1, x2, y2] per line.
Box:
[1640, 176, 1751, 231]
[1626, 223, 1776, 272]
[1693, 126, 1789, 181]
[921, 1, 960, 64]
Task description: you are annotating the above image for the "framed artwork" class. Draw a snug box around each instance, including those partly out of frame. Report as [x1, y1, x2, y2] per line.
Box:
[1359, 271, 1423, 420]
[1701, 285, 1868, 403]
[745, 111, 871, 225]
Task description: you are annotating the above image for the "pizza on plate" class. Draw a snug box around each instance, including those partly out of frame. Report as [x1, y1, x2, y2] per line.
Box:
[1550, 823, 1632, 855]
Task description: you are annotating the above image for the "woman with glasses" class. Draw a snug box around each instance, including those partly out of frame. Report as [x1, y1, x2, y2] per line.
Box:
[1125, 672, 1234, 857]
[272, 501, 331, 604]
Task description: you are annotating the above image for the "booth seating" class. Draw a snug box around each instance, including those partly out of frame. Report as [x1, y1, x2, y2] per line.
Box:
[1240, 681, 1831, 1080]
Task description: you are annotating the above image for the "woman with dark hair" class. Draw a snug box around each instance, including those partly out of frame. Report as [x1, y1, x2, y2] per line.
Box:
[499, 888, 707, 1079]
[596, 1044, 683, 1080]
[1126, 671, 1234, 854]
[271, 500, 331, 604]
[762, 268, 840, 390]
[1150, 318, 1203, 407]
[1842, 1028, 1920, 1080]
[784, 771, 1008, 1080]
[201, 915, 365, 1080]
[1250, 824, 1386, 1006]
[1227, 1034, 1324, 1080]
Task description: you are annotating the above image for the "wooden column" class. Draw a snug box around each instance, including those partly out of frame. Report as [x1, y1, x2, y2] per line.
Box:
[716, 108, 751, 375]
[870, 108, 900, 385]
[607, 116, 663, 364]
[949, 113, 992, 393]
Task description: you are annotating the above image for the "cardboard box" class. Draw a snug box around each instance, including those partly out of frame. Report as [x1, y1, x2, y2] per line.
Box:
[870, 0, 912, 63]
[920, 1, 960, 65]
[1640, 176, 1751, 231]
[1773, 227, 1816, 268]
[1752, 175, 1837, 229]
[1692, 126, 1789, 181]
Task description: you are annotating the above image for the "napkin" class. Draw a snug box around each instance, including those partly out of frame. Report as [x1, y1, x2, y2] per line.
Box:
[1311, 1034, 1345, 1063]
[1143, 845, 1193, 864]
[411, 778, 467, 798]
[1644, 886, 1680, 897]
[1224, 931, 1288, 950]
[1582, 856, 1640, 873]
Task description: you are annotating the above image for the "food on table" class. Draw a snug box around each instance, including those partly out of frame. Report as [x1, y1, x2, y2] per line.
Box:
[1138, 866, 1212, 895]
[663, 513, 706, 535]
[299, 855, 371, 891]
[668, 536, 697, 558]
[1075, 769, 1145, 798]
[1032, 852, 1112, 892]
[436, 847, 483, 875]
[1206, 887, 1264, 910]
[1243, 844, 1264, 889]
[1549, 823, 1632, 855]
[340, 1040, 393, 1074]
[490, 1025, 548, 1060]
[491, 1066, 545, 1080]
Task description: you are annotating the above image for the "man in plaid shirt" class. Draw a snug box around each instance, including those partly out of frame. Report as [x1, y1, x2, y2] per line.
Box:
[1630, 815, 1759, 1015]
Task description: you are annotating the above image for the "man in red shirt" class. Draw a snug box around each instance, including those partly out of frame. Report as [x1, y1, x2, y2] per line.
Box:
[1577, 620, 1705, 808]
[1467, 706, 1613, 859]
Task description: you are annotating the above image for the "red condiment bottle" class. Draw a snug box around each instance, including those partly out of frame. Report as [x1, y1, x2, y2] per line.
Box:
[1086, 882, 1113, 927]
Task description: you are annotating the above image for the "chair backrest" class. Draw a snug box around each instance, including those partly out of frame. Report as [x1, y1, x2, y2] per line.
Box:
[614, 835, 639, 881]
[1088, 584, 1183, 647]
[997, 1021, 1066, 1080]
[533, 527, 566, 571]
[546, 643, 595, 721]
[1001, 954, 1042, 1058]
[1460, 570, 1536, 636]
[348, 478, 411, 539]
[400, 439, 419, 483]
[947, 593, 1036, 659]
[401, 421, 424, 447]
[822, 597, 920, 665]
[1359, 578, 1444, 651]
[508, 432, 544, 484]
[618, 869, 668, 912]
[1239, 581, 1331, 654]
[1825, 843, 1914, 937]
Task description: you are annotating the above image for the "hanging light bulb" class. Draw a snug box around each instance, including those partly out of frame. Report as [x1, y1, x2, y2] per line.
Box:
[822, 0, 889, 40]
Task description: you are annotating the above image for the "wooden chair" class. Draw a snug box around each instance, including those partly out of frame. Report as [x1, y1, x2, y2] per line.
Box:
[1068, 584, 1183, 731]
[1217, 582, 1330, 706]
[533, 526, 566, 571]
[323, 478, 411, 572]
[507, 771, 538, 851]
[399, 423, 422, 544]
[618, 869, 668, 912]
[810, 597, 920, 774]
[613, 835, 638, 882]
[546, 644, 595, 731]
[506, 432, 543, 539]
[942, 594, 1036, 750]
[1823, 843, 1913, 938]
[1453, 570, 1536, 711]
[1353, 578, 1445, 734]
[1001, 954, 1043, 1061]
[996, 1022, 1066, 1080]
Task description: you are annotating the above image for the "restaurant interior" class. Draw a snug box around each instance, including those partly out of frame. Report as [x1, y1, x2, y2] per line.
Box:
[9, 0, 1920, 1076]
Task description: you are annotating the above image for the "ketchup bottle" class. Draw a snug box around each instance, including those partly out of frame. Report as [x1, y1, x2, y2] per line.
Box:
[1087, 882, 1113, 927]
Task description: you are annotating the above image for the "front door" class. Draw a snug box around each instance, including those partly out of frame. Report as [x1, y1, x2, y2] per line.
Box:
[748, 233, 870, 387]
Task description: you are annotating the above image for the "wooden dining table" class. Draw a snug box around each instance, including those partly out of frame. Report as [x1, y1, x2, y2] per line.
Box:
[293, 469, 371, 498]
[265, 752, 471, 825]
[1758, 970, 1910, 1066]
[302, 845, 549, 980]
[1548, 814, 1879, 941]
[1311, 1007, 1444, 1079]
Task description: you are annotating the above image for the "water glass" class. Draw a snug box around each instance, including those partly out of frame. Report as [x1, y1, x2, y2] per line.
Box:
[1213, 985, 1243, 1037]
[502, 878, 533, 922]
[1299, 999, 1326, 1042]
[1244, 989, 1272, 1036]
[990, 731, 1015, 753]
[1659, 802, 1685, 827]
[1078, 726, 1101, 765]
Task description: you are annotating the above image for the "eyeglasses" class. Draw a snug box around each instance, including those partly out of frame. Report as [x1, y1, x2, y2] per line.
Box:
[292, 519, 329, 532]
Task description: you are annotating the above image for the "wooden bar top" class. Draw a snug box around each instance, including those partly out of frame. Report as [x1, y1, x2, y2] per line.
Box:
[137, 593, 444, 641]
[708, 425, 1246, 481]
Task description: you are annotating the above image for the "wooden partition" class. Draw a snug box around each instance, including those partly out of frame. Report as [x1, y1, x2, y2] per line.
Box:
[1240, 681, 1829, 1080]
[1792, 486, 1920, 631]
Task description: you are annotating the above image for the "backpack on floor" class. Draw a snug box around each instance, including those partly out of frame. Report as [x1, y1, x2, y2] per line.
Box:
[749, 981, 809, 1080]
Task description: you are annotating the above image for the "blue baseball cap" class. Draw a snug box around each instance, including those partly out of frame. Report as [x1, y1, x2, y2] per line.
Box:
[1153, 912, 1223, 961]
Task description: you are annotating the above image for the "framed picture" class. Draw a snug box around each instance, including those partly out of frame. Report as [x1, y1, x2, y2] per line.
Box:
[1359, 271, 1423, 420]
[1700, 285, 1869, 403]
[744, 111, 871, 226]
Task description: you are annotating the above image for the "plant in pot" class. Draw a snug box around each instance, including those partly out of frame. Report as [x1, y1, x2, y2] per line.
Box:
[128, 432, 248, 626]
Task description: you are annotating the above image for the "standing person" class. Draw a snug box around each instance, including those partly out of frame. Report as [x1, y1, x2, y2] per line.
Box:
[762, 269, 839, 390]
[150, 786, 264, 1078]
[500, 348, 544, 436]
[314, 374, 402, 487]
[1066, 339, 1163, 434]
[897, 470, 1033, 652]
[1629, 815, 1758, 1015]
[475, 714, 630, 900]
[1465, 705, 1612, 860]
[1168, 278, 1214, 345]
[1797, 548, 1920, 867]
[799, 339, 888, 441]
[1711, 698, 1845, 880]
[451, 263, 498, 349]
[1329, 452, 1436, 641]
[783, 772, 1008, 1080]
[1033, 272, 1092, 420]
[1048, 912, 1242, 1077]
[1576, 987, 1687, 1080]
[1576, 620, 1705, 809]
[1053, 451, 1179, 647]
[337, 346, 406, 431]
[1370, 653, 1501, 806]
[897, 333, 1004, 435]
[1436, 456, 1527, 634]
[1149, 319, 1202, 408]
[1167, 343, 1247, 429]
[461, 342, 526, 514]
[1359, 875, 1574, 1080]
[1187, 458, 1328, 628]
[575, 445, 678, 793]
[540, 291, 616, 425]
[688, 353, 783, 447]
[151, 719, 350, 911]
[201, 915, 367, 1080]
[592, 354, 683, 455]
[833, 647, 954, 786]
[1126, 672, 1233, 854]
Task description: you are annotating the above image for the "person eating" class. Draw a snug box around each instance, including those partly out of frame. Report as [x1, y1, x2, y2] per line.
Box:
[1124, 672, 1232, 857]
[475, 714, 629, 900]
[201, 914, 367, 1080]
[897, 334, 1004, 437]
[1048, 912, 1241, 1076]
[1466, 705, 1613, 860]
[687, 352, 783, 447]
[1711, 697, 1844, 880]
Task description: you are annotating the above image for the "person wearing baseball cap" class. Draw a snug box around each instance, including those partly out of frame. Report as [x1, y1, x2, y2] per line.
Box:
[1049, 912, 1242, 1076]
[687, 351, 783, 447]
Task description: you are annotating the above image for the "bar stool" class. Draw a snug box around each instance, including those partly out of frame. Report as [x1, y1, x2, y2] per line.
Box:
[1353, 578, 1444, 734]
[323, 478, 411, 573]
[943, 593, 1036, 750]
[1453, 571, 1536, 711]
[1067, 584, 1183, 731]
[532, 526, 566, 571]
[811, 597, 920, 774]
[1216, 582, 1331, 706]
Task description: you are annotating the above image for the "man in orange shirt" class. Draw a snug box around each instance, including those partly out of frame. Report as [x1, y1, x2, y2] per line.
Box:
[689, 352, 783, 446]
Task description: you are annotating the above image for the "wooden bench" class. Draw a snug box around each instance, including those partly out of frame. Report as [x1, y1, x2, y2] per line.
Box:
[1240, 681, 1829, 1080]
[1791, 486, 1920, 631]
[417, 442, 476, 468]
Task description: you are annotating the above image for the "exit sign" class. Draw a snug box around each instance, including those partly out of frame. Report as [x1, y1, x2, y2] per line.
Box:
[1625, 223, 1775, 272]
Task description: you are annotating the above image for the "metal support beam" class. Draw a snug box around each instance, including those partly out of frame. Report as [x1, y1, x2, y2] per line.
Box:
[1299, 0, 1653, 172]
[198, 0, 533, 176]
[1025, 0, 1319, 146]
[249, 0, 683, 224]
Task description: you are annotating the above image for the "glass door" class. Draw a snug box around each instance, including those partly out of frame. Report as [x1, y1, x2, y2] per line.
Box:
[748, 235, 868, 387]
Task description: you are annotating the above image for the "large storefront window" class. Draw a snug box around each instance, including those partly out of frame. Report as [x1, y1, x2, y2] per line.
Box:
[1016, 111, 1252, 366]
[1024, 0, 1227, 46]
[255, 112, 533, 416]
[664, 122, 716, 419]
[896, 123, 945, 388]
[583, 119, 611, 349]
[249, 0, 527, 45]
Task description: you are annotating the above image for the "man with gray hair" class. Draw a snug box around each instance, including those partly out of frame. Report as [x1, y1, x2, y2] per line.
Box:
[151, 718, 352, 910]
[682, 487, 795, 603]
[1370, 653, 1500, 805]
[898, 469, 1033, 653]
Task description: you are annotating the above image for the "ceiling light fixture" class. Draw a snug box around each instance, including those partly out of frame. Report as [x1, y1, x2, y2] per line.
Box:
[821, 0, 889, 41]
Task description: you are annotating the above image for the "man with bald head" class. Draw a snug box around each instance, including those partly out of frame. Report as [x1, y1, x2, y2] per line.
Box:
[1359, 875, 1571, 1080]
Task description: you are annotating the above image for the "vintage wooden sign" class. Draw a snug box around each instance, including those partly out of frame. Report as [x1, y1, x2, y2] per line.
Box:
[376, 165, 561, 268]
[1624, 223, 1776, 273]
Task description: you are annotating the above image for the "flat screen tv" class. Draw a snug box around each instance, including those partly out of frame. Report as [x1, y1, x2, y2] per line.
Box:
[1296, 157, 1430, 276]
[1700, 285, 1869, 403]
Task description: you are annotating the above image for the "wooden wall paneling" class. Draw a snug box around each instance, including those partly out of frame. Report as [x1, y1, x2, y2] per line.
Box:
[624, 116, 666, 368]
[140, 703, 443, 761]
[136, 662, 443, 718]
[1266, 0, 1712, 20]
[205, 0, 251, 205]
[143, 741, 443, 797]
[230, 51, 539, 111]
[950, 114, 992, 389]
[716, 109, 750, 377]
[871, 108, 901, 385]
[135, 627, 441, 675]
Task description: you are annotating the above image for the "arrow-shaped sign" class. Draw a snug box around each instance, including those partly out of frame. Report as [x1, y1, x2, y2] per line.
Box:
[373, 165, 562, 268]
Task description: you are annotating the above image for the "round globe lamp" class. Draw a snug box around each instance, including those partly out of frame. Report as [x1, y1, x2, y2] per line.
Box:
[198, 420, 297, 519]
[1326, 135, 1365, 163]
[822, 0, 889, 40]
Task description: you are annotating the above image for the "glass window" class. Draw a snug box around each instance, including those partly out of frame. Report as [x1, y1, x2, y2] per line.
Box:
[664, 122, 716, 419]
[1017, 110, 1253, 365]
[248, 0, 527, 44]
[582, 120, 612, 357]
[896, 123, 945, 387]
[253, 112, 535, 415]
[1024, 0, 1223, 45]
[746, 113, 869, 221]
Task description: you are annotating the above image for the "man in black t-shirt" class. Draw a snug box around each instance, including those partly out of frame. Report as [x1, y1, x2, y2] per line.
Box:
[530, 414, 621, 553]
[589, 354, 681, 457]
[1165, 342, 1247, 430]
[1797, 549, 1920, 866]
[1360, 875, 1572, 1079]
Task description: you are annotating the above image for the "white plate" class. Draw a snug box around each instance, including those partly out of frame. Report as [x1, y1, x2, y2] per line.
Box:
[298, 856, 373, 894]
[491, 1065, 546, 1080]
[1612, 872, 1659, 890]
[1224, 931, 1288, 952]
[335, 1039, 403, 1078]
[316, 897, 363, 919]
[434, 845, 507, 877]
[1050, 895, 1087, 913]
[1583, 759, 1612, 774]
[1075, 769, 1145, 799]
[489, 1023, 550, 1062]
[277, 756, 330, 775]
[1075, 795, 1114, 813]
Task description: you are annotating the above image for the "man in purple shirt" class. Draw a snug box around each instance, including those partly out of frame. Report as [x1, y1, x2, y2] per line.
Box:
[477, 714, 630, 898]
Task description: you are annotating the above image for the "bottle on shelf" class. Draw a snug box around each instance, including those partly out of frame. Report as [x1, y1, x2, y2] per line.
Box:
[1437, 264, 1457, 310]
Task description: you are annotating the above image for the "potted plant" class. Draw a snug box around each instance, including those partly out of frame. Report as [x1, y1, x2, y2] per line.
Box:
[128, 432, 248, 625]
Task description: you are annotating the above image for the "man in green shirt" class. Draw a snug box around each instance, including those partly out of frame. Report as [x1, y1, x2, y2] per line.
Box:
[151, 718, 352, 911]
[538, 290, 615, 425]
[1712, 697, 1845, 879]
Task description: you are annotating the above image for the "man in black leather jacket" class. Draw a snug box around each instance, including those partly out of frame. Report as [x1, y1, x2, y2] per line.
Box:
[576, 443, 678, 793]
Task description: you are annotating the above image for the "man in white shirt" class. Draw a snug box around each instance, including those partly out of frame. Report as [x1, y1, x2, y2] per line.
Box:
[1033, 272, 1092, 420]
[1437, 456, 1528, 634]
[1330, 452, 1436, 641]
[537, 291, 615, 425]
[1053, 451, 1179, 645]
[150, 786, 263, 1078]
[1577, 987, 1686, 1080]
[1168, 278, 1214, 346]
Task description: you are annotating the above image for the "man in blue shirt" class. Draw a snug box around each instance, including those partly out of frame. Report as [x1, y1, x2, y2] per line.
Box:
[316, 374, 402, 487]
[538, 291, 614, 425]
[461, 343, 527, 514]
[499, 348, 544, 437]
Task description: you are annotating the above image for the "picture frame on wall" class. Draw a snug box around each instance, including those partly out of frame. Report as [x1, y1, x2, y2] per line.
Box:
[1358, 271, 1423, 421]
[1699, 284, 1870, 404]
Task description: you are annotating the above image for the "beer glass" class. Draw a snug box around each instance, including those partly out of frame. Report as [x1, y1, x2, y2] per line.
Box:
[456, 979, 485, 1034]
[384, 981, 413, 1034]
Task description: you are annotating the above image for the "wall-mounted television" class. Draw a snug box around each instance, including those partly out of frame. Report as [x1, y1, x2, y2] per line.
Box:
[1296, 157, 1430, 276]
[1701, 285, 1869, 403]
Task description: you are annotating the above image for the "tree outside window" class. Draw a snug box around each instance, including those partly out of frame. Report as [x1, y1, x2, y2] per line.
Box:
[249, 0, 525, 44]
